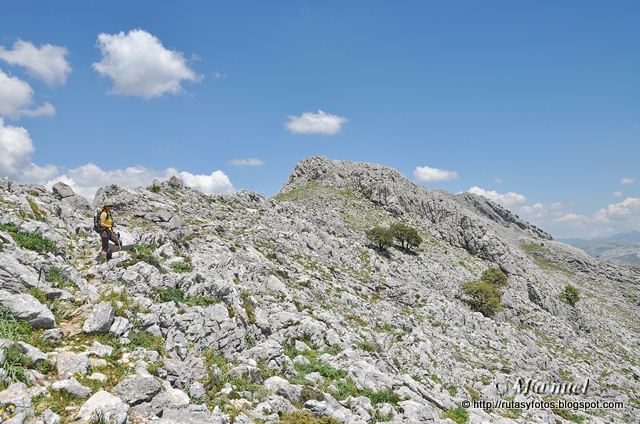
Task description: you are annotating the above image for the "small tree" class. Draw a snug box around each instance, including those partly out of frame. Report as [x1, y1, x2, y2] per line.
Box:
[462, 280, 502, 317]
[406, 227, 423, 250]
[390, 223, 410, 248]
[481, 268, 507, 288]
[390, 223, 422, 251]
[461, 267, 509, 317]
[366, 226, 394, 250]
[560, 284, 580, 306]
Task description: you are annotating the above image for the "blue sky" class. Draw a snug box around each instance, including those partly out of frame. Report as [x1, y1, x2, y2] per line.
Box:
[0, 1, 638, 238]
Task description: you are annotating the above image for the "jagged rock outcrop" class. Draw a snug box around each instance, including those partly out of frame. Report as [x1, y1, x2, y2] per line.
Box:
[0, 159, 638, 423]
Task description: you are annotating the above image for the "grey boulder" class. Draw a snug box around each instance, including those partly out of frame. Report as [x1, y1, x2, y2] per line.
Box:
[82, 302, 115, 334]
[112, 375, 162, 406]
[0, 290, 55, 329]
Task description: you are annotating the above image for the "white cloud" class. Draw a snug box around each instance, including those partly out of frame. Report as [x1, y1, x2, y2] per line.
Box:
[1, 118, 233, 199]
[0, 40, 71, 86]
[18, 102, 56, 118]
[177, 169, 233, 194]
[229, 158, 264, 166]
[0, 117, 34, 176]
[612, 191, 623, 198]
[414, 166, 459, 183]
[520, 202, 545, 219]
[92, 29, 201, 98]
[45, 164, 233, 200]
[285, 110, 348, 135]
[0, 118, 58, 181]
[621, 177, 636, 185]
[595, 197, 640, 223]
[493, 177, 504, 184]
[468, 186, 527, 207]
[554, 213, 589, 224]
[0, 70, 56, 119]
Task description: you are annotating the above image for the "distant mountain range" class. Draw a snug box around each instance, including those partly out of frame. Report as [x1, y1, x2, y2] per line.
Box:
[560, 231, 640, 268]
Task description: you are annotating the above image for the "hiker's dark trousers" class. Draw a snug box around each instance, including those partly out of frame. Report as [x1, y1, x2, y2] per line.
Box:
[100, 230, 119, 253]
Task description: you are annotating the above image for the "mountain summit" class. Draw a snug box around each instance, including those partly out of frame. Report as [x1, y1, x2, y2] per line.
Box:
[0, 157, 638, 423]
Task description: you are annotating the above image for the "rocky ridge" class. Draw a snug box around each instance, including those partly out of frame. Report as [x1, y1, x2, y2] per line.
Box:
[0, 156, 638, 423]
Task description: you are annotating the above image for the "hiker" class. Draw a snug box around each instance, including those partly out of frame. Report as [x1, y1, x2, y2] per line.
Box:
[98, 202, 121, 262]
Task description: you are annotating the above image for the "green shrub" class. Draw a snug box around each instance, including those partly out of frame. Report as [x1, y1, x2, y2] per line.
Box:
[481, 268, 507, 287]
[461, 267, 509, 317]
[241, 290, 256, 324]
[444, 407, 469, 424]
[366, 226, 394, 250]
[294, 359, 346, 381]
[560, 284, 580, 306]
[170, 260, 193, 273]
[28, 287, 47, 304]
[0, 307, 33, 341]
[148, 185, 161, 193]
[156, 288, 219, 307]
[1, 343, 32, 385]
[127, 330, 166, 354]
[279, 410, 340, 424]
[0, 223, 57, 254]
[46, 267, 63, 284]
[117, 244, 163, 272]
[44, 267, 75, 290]
[462, 280, 502, 317]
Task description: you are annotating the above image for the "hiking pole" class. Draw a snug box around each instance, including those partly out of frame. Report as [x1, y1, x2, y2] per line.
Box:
[37, 266, 43, 289]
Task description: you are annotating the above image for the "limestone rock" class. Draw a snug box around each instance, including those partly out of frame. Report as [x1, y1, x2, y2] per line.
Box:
[55, 352, 90, 378]
[52, 377, 92, 398]
[0, 290, 55, 329]
[77, 390, 129, 424]
[112, 375, 162, 406]
[82, 302, 115, 334]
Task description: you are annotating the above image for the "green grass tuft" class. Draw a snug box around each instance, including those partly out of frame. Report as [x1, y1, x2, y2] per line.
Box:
[0, 223, 57, 254]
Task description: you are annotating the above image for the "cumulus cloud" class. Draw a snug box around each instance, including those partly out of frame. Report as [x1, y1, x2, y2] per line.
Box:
[0, 118, 233, 199]
[414, 166, 459, 183]
[285, 110, 348, 135]
[468, 186, 527, 207]
[554, 213, 590, 224]
[45, 164, 233, 200]
[0, 69, 56, 119]
[621, 177, 636, 185]
[594, 197, 640, 223]
[0, 40, 71, 86]
[519, 202, 545, 219]
[92, 29, 201, 98]
[493, 177, 504, 184]
[0, 118, 58, 180]
[612, 191, 623, 198]
[229, 158, 264, 166]
[0, 117, 34, 176]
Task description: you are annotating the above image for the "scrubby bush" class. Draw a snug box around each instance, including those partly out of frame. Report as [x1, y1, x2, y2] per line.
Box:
[170, 260, 193, 273]
[481, 267, 508, 287]
[366, 226, 394, 250]
[560, 284, 580, 306]
[461, 267, 509, 317]
[156, 287, 219, 307]
[462, 280, 502, 317]
[117, 244, 163, 272]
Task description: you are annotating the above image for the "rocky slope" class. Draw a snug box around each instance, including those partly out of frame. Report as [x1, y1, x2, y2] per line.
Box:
[0, 156, 639, 424]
